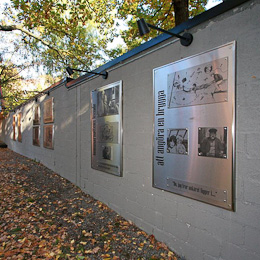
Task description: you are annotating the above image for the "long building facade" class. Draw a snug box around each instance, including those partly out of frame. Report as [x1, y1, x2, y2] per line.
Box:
[1, 1, 260, 259]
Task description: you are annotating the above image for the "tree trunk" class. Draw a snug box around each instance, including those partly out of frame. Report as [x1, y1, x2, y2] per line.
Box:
[173, 0, 189, 26]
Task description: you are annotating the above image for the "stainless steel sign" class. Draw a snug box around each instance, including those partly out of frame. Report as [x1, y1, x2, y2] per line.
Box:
[91, 81, 123, 176]
[153, 42, 235, 210]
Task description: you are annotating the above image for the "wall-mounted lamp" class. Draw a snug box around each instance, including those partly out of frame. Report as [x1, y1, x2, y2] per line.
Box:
[65, 77, 74, 83]
[23, 90, 50, 96]
[66, 66, 108, 79]
[137, 18, 193, 46]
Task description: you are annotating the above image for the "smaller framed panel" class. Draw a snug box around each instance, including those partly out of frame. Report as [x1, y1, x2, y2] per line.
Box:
[44, 98, 54, 123]
[167, 128, 188, 155]
[91, 81, 123, 176]
[97, 86, 120, 117]
[43, 124, 54, 149]
[33, 104, 40, 125]
[12, 115, 16, 141]
[98, 122, 119, 144]
[102, 145, 113, 160]
[198, 127, 227, 158]
[18, 113, 22, 142]
[33, 126, 40, 146]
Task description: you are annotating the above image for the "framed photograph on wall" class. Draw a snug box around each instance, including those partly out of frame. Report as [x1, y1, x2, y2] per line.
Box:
[44, 98, 54, 123]
[18, 113, 22, 142]
[12, 115, 16, 141]
[167, 128, 188, 155]
[91, 81, 123, 176]
[153, 42, 235, 210]
[33, 126, 40, 146]
[33, 104, 40, 125]
[198, 127, 227, 158]
[43, 124, 54, 149]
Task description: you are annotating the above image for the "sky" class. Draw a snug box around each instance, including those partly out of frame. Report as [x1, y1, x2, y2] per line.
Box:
[206, 0, 222, 9]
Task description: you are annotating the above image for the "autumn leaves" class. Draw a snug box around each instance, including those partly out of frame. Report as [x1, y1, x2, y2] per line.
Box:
[0, 148, 179, 259]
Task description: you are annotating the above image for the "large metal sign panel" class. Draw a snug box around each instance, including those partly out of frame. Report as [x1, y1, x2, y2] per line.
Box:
[153, 42, 235, 210]
[91, 81, 123, 176]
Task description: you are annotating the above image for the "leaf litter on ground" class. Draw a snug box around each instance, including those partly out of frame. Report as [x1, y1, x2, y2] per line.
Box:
[0, 148, 182, 260]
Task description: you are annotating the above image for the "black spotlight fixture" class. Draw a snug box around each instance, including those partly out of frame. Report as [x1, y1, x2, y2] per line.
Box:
[137, 18, 193, 46]
[23, 90, 50, 96]
[65, 77, 74, 83]
[66, 66, 108, 79]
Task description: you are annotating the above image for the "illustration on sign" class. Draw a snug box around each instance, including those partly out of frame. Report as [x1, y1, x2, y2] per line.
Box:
[167, 57, 228, 108]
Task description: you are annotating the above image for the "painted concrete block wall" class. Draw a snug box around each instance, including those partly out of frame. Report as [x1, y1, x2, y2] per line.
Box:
[77, 2, 260, 260]
[51, 86, 77, 183]
[0, 85, 78, 182]
[1, 1, 260, 260]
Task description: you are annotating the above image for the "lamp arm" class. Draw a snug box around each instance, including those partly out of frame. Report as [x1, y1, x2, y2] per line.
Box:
[147, 23, 187, 40]
[72, 68, 107, 77]
[66, 66, 108, 79]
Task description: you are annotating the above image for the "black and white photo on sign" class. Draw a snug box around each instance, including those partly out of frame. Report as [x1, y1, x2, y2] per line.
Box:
[167, 57, 228, 108]
[167, 128, 188, 155]
[198, 127, 227, 158]
[97, 85, 119, 117]
[98, 122, 119, 144]
[102, 145, 112, 160]
[91, 81, 122, 176]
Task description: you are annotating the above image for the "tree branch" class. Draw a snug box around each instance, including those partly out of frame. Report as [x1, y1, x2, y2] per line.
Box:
[0, 24, 88, 66]
[0, 24, 65, 60]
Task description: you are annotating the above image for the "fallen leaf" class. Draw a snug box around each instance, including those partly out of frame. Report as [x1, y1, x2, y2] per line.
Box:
[93, 246, 101, 254]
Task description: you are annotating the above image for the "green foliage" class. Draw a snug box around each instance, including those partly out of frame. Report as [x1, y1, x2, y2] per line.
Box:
[0, 61, 26, 111]
[115, 0, 208, 50]
[0, 0, 209, 110]
[2, 0, 122, 73]
[1, 0, 209, 75]
[0, 58, 59, 112]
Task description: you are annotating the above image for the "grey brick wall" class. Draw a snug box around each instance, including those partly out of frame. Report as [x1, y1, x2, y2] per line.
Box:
[1, 1, 260, 259]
